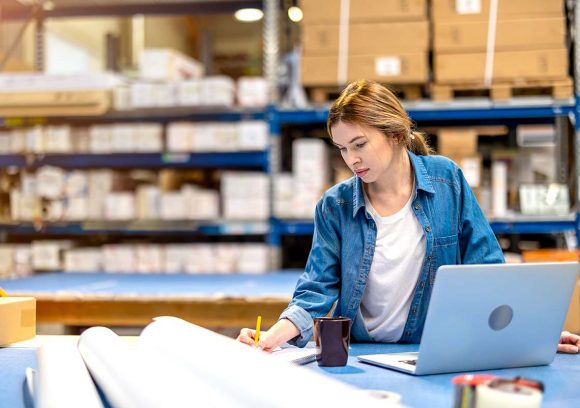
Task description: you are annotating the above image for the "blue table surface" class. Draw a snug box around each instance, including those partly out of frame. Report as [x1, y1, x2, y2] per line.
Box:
[0, 271, 303, 298]
[2, 343, 579, 408]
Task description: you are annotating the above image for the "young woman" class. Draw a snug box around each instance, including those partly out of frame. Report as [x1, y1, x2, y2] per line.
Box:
[237, 80, 580, 354]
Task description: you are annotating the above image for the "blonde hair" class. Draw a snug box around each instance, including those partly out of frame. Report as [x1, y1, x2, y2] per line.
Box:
[327, 80, 431, 156]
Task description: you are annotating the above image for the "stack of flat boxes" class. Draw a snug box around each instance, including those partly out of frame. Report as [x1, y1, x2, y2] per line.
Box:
[300, 0, 428, 87]
[432, 0, 569, 96]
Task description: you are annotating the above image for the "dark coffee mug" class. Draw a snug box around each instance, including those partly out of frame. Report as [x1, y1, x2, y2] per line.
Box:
[313, 316, 351, 367]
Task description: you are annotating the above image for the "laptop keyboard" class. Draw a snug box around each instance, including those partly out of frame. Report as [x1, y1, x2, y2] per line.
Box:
[399, 359, 417, 366]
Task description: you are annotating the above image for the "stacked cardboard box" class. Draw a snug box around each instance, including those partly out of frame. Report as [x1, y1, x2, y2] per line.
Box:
[300, 0, 428, 87]
[431, 0, 569, 94]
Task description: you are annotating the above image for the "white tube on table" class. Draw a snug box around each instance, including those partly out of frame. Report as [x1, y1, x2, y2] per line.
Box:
[78, 326, 235, 408]
[138, 316, 390, 408]
[35, 339, 103, 408]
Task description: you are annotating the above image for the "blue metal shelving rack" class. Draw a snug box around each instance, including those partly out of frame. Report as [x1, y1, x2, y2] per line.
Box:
[269, 99, 579, 248]
[1, 102, 577, 244]
[0, 107, 272, 237]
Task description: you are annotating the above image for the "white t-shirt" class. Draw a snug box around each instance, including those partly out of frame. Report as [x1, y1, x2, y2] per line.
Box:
[361, 188, 426, 342]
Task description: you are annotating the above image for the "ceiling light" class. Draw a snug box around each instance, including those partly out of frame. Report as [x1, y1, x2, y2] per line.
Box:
[234, 8, 263, 22]
[288, 6, 303, 22]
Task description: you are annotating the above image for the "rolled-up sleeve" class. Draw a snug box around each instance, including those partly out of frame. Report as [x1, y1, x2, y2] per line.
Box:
[280, 198, 341, 347]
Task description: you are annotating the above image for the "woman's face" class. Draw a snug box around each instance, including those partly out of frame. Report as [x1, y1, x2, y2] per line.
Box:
[331, 121, 399, 183]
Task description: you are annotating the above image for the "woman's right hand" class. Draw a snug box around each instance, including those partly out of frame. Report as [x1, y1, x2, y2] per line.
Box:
[236, 318, 300, 352]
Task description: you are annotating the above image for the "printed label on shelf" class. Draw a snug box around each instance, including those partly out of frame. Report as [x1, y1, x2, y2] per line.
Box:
[375, 57, 401, 77]
[162, 153, 190, 163]
[456, 0, 481, 14]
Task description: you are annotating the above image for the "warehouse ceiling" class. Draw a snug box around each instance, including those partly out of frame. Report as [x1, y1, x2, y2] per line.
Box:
[1, 0, 263, 19]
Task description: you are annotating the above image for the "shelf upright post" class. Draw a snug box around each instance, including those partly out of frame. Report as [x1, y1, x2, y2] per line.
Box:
[574, 0, 580, 248]
[263, 0, 280, 105]
[34, 9, 45, 72]
[263, 0, 282, 270]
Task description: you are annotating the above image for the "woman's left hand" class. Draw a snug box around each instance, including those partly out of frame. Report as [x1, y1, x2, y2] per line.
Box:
[558, 331, 580, 354]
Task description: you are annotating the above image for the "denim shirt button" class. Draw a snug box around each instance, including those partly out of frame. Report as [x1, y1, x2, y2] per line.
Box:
[414, 203, 421, 210]
[425, 226, 431, 232]
[421, 281, 426, 288]
[428, 255, 433, 260]
[405, 331, 411, 337]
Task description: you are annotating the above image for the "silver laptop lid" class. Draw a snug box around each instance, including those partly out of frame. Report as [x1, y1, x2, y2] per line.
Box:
[415, 262, 579, 375]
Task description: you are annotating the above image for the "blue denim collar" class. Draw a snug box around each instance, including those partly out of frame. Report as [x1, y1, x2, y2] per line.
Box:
[352, 150, 435, 218]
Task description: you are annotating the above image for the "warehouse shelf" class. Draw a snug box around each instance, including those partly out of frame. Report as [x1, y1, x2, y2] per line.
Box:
[0, 220, 270, 236]
[0, 107, 267, 127]
[1, 1, 262, 20]
[275, 100, 574, 126]
[272, 215, 577, 237]
[0, 152, 269, 170]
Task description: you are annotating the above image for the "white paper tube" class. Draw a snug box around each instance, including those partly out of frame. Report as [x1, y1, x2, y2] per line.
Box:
[492, 160, 508, 217]
[78, 326, 235, 408]
[139, 316, 389, 408]
[36, 339, 103, 408]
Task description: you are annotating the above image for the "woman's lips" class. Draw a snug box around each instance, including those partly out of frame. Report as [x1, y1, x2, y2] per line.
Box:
[355, 168, 369, 177]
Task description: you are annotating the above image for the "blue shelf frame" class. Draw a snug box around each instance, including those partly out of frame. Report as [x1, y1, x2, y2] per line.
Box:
[275, 102, 574, 126]
[0, 107, 266, 128]
[0, 221, 270, 236]
[0, 152, 269, 170]
[271, 218, 578, 238]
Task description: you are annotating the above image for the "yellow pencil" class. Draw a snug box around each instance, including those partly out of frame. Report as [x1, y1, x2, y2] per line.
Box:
[0, 287, 7, 297]
[254, 315, 262, 345]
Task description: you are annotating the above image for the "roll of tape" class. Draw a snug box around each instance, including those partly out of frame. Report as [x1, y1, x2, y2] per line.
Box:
[476, 381, 542, 408]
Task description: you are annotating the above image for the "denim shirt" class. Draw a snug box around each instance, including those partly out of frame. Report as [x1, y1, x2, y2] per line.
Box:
[280, 151, 505, 347]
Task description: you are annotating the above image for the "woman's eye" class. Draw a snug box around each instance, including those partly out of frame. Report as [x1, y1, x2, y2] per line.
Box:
[355, 142, 366, 149]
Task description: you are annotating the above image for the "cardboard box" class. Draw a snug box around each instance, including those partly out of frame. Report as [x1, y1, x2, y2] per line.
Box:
[301, 0, 426, 24]
[64, 248, 102, 272]
[0, 297, 36, 346]
[302, 53, 428, 85]
[237, 121, 269, 151]
[431, 0, 563, 22]
[434, 18, 565, 52]
[0, 90, 111, 117]
[237, 77, 269, 107]
[437, 128, 478, 158]
[434, 48, 568, 83]
[303, 21, 429, 56]
[139, 48, 204, 81]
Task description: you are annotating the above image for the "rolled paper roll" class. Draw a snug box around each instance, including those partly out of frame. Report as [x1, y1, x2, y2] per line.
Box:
[476, 379, 542, 408]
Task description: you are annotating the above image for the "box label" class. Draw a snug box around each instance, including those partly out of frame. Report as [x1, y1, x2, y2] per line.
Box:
[456, 0, 481, 14]
[375, 57, 401, 77]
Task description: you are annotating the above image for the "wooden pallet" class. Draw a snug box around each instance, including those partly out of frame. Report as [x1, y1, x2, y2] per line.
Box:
[306, 83, 425, 104]
[430, 78, 573, 101]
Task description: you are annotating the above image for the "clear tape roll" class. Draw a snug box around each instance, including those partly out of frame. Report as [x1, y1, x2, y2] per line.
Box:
[476, 382, 542, 408]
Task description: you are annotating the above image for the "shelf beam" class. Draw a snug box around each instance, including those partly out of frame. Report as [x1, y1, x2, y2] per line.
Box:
[0, 1, 262, 20]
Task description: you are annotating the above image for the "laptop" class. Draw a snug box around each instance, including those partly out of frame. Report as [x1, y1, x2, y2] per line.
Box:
[357, 262, 579, 375]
